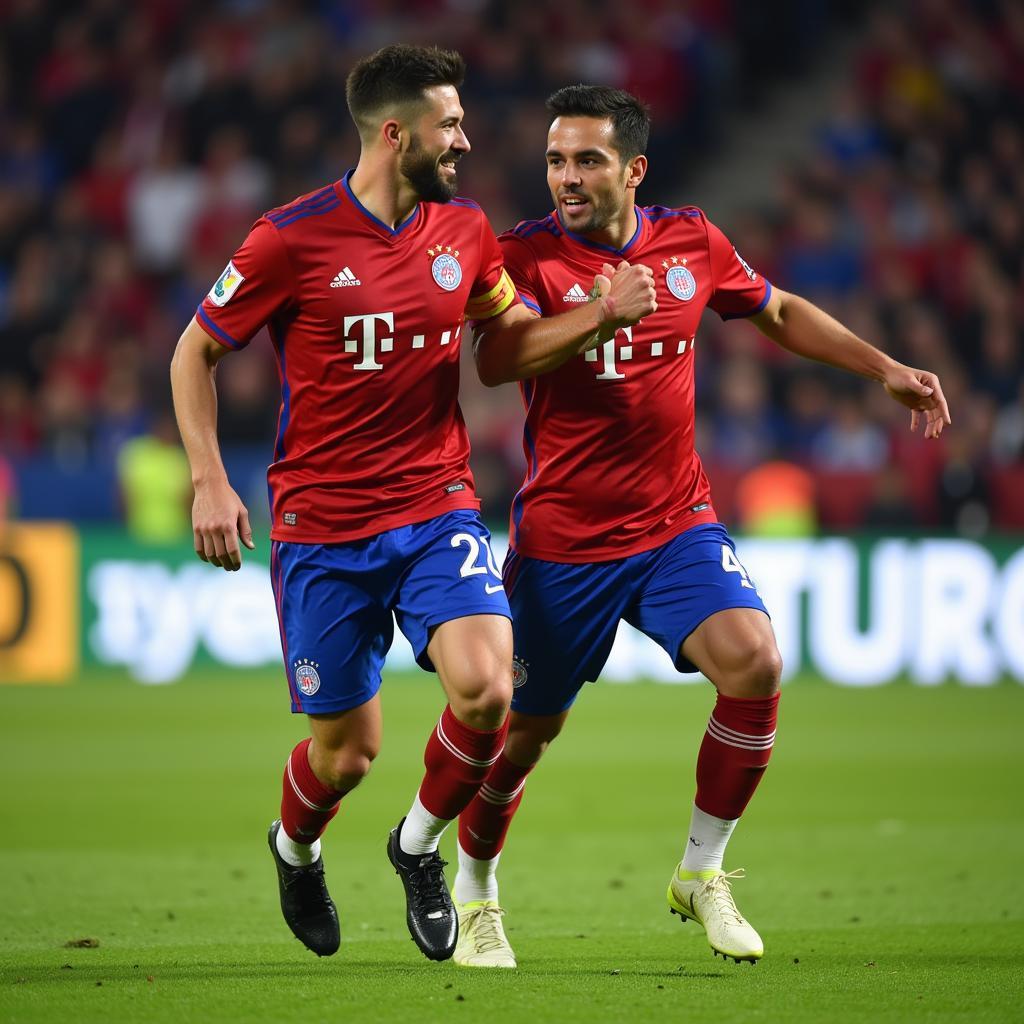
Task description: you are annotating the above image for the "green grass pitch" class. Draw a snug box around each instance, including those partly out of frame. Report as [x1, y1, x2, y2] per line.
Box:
[1, 670, 1022, 1023]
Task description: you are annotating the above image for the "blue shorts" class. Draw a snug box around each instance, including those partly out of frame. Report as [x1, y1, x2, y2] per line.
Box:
[503, 523, 769, 716]
[270, 510, 511, 714]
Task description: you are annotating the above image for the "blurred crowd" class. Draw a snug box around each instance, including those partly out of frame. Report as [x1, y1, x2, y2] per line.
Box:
[0, 0, 1020, 536]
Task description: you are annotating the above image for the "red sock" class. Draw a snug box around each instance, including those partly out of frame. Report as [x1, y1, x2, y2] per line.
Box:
[417, 705, 508, 821]
[457, 752, 533, 860]
[695, 692, 779, 820]
[280, 738, 344, 843]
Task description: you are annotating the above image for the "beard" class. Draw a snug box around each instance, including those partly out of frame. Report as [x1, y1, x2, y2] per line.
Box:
[401, 135, 459, 203]
[560, 190, 616, 234]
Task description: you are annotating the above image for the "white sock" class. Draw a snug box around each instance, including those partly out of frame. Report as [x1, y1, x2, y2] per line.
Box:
[399, 793, 451, 856]
[276, 825, 321, 867]
[680, 803, 738, 873]
[453, 842, 500, 904]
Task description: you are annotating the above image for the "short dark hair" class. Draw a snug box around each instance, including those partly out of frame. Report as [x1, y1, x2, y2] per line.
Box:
[346, 45, 466, 137]
[545, 85, 650, 161]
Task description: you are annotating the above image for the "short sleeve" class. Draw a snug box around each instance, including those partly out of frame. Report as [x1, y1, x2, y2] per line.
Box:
[499, 233, 542, 316]
[464, 216, 518, 323]
[196, 219, 295, 349]
[704, 217, 772, 321]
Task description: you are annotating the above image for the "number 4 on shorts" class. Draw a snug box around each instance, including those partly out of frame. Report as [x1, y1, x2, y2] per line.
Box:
[721, 545, 754, 589]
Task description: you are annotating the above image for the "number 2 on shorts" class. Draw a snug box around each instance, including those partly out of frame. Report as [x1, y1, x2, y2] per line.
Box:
[451, 532, 504, 593]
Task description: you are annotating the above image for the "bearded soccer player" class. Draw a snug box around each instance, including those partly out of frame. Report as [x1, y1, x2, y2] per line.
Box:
[454, 86, 951, 968]
[170, 56, 655, 963]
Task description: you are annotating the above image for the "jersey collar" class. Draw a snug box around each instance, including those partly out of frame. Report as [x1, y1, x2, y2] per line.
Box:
[555, 205, 648, 258]
[339, 169, 421, 237]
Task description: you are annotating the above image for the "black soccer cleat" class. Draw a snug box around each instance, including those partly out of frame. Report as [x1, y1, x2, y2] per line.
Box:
[386, 817, 458, 961]
[267, 820, 340, 957]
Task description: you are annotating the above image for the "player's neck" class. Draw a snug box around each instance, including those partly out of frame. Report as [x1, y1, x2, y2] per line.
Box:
[349, 160, 420, 230]
[579, 204, 638, 253]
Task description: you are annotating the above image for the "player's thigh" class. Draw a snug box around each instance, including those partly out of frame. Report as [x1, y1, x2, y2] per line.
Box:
[682, 607, 781, 696]
[427, 613, 513, 717]
[272, 541, 393, 715]
[627, 523, 773, 684]
[503, 550, 632, 716]
[393, 510, 512, 676]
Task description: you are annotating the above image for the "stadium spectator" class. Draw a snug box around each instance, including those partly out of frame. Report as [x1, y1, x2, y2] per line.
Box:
[0, 0, 1020, 531]
[735, 461, 817, 537]
[116, 410, 192, 544]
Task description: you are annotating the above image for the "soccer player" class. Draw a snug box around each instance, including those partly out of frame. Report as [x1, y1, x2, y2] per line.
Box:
[170, 52, 655, 963]
[454, 86, 951, 968]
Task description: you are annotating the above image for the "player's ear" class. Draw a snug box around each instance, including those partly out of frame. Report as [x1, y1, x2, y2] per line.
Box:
[625, 154, 647, 190]
[381, 118, 403, 153]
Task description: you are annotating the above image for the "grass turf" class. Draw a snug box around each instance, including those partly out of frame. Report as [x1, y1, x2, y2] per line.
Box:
[1, 671, 1022, 1023]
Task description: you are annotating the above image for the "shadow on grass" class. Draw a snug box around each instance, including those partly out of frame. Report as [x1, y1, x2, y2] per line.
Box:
[2, 960, 733, 986]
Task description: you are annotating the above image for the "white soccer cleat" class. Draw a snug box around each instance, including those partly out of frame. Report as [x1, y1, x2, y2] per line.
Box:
[667, 866, 764, 963]
[452, 899, 517, 968]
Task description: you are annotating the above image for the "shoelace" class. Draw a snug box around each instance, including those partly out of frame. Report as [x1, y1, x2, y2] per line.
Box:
[283, 860, 329, 898]
[462, 905, 507, 953]
[408, 855, 450, 914]
[701, 869, 747, 926]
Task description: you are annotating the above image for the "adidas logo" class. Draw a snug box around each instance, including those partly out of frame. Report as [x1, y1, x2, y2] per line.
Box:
[330, 266, 361, 287]
[562, 282, 589, 303]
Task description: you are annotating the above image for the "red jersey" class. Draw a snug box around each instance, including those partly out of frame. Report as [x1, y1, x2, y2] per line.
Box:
[500, 205, 770, 562]
[197, 172, 516, 543]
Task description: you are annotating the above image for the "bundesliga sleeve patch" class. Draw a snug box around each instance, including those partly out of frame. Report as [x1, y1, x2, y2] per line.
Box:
[208, 261, 245, 307]
[465, 269, 516, 321]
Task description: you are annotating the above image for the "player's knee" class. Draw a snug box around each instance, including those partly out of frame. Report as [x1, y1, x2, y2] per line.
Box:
[737, 640, 783, 697]
[450, 673, 513, 730]
[447, 654, 513, 730]
[319, 744, 378, 793]
[456, 684, 513, 730]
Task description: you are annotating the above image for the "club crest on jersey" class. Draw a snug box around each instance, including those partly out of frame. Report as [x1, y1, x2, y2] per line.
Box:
[209, 261, 244, 307]
[427, 244, 462, 291]
[663, 257, 696, 302]
[293, 658, 321, 696]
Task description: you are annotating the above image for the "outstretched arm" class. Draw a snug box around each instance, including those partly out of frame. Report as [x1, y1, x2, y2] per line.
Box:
[170, 317, 255, 570]
[473, 261, 657, 386]
[750, 287, 951, 439]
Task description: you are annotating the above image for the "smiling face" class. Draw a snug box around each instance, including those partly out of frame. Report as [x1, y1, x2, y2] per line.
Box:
[546, 116, 644, 236]
[398, 84, 470, 203]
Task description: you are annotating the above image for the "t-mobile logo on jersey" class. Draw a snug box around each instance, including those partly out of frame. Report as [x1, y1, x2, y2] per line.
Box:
[584, 326, 696, 380]
[342, 313, 461, 371]
[584, 325, 633, 380]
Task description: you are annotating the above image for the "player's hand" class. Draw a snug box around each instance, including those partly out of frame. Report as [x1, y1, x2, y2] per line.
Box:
[192, 478, 255, 570]
[882, 364, 951, 439]
[591, 260, 657, 342]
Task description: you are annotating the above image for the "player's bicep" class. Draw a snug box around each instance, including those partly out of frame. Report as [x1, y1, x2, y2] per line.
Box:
[748, 285, 786, 334]
[177, 315, 234, 368]
[477, 300, 538, 334]
[470, 301, 538, 365]
[182, 319, 235, 368]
